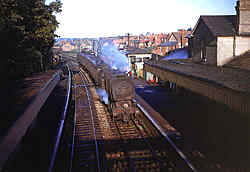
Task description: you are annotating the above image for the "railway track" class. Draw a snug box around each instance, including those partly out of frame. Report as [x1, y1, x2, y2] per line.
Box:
[72, 69, 102, 172]
[71, 67, 198, 172]
[0, 58, 224, 171]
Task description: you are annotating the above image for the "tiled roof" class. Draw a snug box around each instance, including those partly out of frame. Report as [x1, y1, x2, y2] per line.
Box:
[158, 41, 178, 47]
[126, 48, 151, 54]
[199, 15, 237, 36]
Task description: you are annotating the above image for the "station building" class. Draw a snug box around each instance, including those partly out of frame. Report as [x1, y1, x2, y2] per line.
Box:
[189, 0, 250, 66]
[126, 48, 155, 80]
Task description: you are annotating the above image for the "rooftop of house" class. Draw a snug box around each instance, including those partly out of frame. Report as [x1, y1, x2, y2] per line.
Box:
[172, 32, 182, 41]
[171, 30, 191, 41]
[194, 15, 237, 37]
[158, 41, 178, 47]
[126, 48, 152, 55]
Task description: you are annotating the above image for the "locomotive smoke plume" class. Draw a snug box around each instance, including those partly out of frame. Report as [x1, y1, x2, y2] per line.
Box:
[98, 38, 130, 73]
[96, 88, 109, 105]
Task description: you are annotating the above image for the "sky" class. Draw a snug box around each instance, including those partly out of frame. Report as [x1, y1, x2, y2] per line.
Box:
[46, 0, 237, 38]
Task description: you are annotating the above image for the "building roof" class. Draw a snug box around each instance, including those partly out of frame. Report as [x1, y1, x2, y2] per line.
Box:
[162, 48, 188, 60]
[126, 48, 151, 55]
[194, 15, 237, 37]
[225, 51, 250, 71]
[170, 31, 191, 41]
[172, 32, 182, 42]
[145, 59, 250, 93]
[185, 33, 192, 39]
[158, 41, 178, 47]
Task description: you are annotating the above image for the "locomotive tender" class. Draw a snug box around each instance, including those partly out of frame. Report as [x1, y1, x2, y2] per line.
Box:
[77, 52, 135, 122]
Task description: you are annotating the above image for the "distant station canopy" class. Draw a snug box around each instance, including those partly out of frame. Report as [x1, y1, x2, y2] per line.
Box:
[162, 48, 188, 60]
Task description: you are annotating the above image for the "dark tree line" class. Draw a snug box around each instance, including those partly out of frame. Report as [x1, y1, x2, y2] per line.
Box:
[0, 0, 62, 79]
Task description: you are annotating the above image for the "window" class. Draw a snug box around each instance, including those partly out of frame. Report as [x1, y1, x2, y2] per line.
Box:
[144, 57, 150, 62]
[135, 58, 142, 62]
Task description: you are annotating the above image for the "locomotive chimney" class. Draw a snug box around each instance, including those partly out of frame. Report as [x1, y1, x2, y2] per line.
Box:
[235, 0, 250, 36]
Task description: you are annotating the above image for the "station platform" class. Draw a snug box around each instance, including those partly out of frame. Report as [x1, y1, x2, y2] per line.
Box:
[0, 70, 57, 139]
[132, 78, 179, 135]
[144, 60, 250, 114]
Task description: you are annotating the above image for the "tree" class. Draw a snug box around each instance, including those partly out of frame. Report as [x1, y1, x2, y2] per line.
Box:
[0, 0, 62, 78]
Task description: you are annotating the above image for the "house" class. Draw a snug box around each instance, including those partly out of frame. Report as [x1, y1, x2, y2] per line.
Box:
[126, 48, 152, 78]
[154, 43, 170, 56]
[189, 0, 250, 66]
[167, 30, 190, 51]
[153, 30, 191, 56]
[138, 39, 150, 49]
[61, 42, 77, 52]
[152, 33, 170, 55]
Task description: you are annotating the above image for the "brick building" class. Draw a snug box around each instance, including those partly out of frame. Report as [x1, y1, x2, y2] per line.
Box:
[61, 42, 77, 52]
[151, 33, 169, 55]
[154, 30, 190, 56]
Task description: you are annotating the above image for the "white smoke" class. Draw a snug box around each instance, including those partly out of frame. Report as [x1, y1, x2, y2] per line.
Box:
[96, 88, 109, 105]
[98, 38, 130, 73]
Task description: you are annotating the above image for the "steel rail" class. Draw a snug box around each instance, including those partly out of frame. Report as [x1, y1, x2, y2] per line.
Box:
[131, 119, 165, 169]
[69, 71, 77, 172]
[0, 71, 60, 171]
[136, 103, 198, 172]
[48, 65, 72, 172]
[79, 70, 101, 172]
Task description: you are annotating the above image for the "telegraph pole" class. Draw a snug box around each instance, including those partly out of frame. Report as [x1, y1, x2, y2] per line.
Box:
[78, 40, 81, 53]
[126, 33, 130, 50]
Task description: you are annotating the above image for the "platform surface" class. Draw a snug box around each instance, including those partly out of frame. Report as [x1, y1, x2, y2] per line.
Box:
[146, 59, 250, 93]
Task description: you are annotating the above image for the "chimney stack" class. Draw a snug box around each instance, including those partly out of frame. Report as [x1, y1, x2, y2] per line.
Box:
[235, 0, 250, 36]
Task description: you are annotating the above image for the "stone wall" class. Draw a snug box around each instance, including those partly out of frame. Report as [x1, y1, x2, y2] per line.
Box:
[217, 37, 234, 66]
[191, 19, 217, 64]
[238, 0, 250, 36]
[217, 36, 250, 66]
[239, 11, 250, 35]
[235, 36, 250, 55]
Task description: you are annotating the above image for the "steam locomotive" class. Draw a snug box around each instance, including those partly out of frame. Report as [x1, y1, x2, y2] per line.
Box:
[77, 52, 135, 122]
